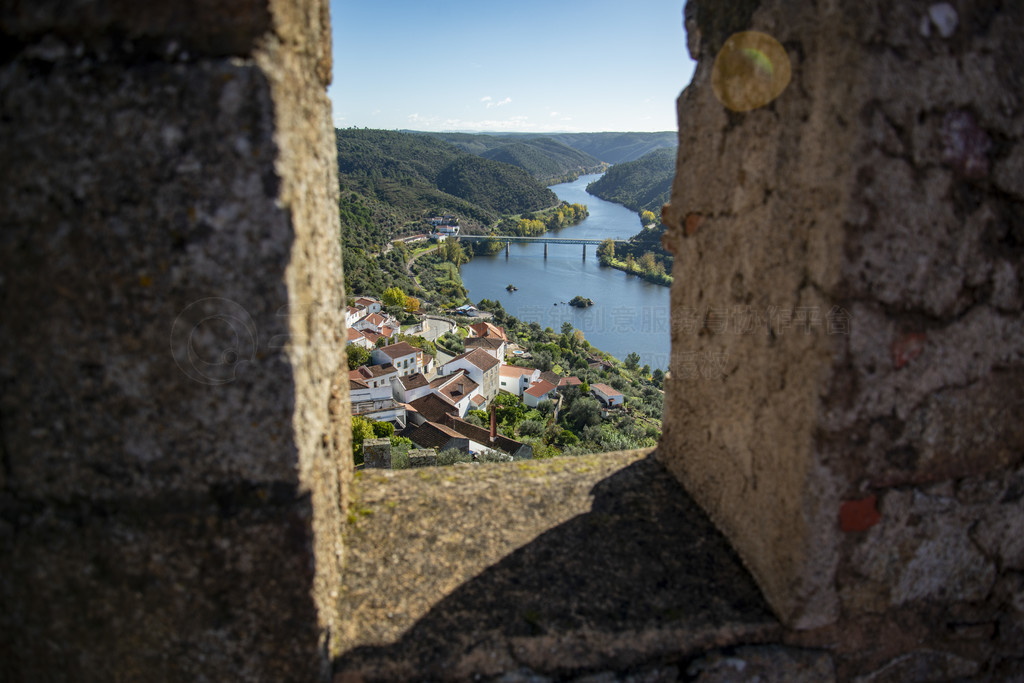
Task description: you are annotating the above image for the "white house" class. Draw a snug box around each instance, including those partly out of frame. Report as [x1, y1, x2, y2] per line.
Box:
[465, 336, 506, 362]
[373, 342, 422, 378]
[350, 364, 399, 390]
[354, 312, 398, 339]
[499, 365, 540, 397]
[523, 379, 558, 408]
[591, 382, 624, 407]
[428, 370, 479, 417]
[349, 378, 406, 426]
[392, 373, 433, 404]
[439, 348, 500, 405]
[353, 297, 382, 316]
[347, 328, 373, 350]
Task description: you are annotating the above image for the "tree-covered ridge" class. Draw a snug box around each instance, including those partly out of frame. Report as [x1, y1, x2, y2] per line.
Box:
[420, 131, 678, 178]
[435, 155, 558, 215]
[585, 147, 676, 214]
[548, 131, 677, 164]
[335, 128, 559, 229]
[423, 132, 604, 183]
[585, 148, 679, 286]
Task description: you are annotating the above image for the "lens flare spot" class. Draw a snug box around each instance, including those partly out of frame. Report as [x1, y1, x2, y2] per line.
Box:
[712, 31, 791, 112]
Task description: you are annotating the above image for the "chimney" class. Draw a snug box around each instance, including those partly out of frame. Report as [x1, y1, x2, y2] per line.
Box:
[458, 381, 464, 395]
[489, 403, 497, 443]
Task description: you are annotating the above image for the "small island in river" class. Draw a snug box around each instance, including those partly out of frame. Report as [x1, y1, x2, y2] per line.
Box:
[569, 295, 594, 308]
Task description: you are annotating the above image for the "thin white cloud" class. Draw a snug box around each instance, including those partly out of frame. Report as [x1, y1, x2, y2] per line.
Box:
[480, 96, 492, 103]
[549, 111, 559, 117]
[485, 96, 512, 109]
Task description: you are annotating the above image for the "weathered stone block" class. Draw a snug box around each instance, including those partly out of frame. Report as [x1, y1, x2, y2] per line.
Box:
[662, 0, 1024, 631]
[363, 438, 392, 469]
[408, 449, 438, 468]
[0, 0, 347, 678]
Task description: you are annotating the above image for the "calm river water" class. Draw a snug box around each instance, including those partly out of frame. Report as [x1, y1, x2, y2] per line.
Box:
[459, 174, 671, 370]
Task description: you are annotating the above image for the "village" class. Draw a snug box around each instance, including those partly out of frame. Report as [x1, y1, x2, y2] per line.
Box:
[345, 293, 625, 468]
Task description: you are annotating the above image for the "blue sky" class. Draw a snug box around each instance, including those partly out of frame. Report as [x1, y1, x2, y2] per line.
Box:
[327, 0, 695, 133]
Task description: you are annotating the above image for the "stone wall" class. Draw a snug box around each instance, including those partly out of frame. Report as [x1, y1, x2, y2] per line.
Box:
[661, 0, 1023, 673]
[0, 0, 350, 680]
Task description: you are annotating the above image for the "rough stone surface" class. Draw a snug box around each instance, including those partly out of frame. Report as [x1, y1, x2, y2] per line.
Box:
[363, 438, 392, 469]
[0, 0, 347, 679]
[688, 645, 835, 682]
[335, 451, 778, 681]
[662, 0, 1024, 647]
[408, 449, 438, 468]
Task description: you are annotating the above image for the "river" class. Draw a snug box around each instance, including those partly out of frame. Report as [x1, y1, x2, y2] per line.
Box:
[459, 173, 671, 370]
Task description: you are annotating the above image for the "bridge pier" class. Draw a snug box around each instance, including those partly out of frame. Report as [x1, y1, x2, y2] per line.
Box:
[544, 243, 547, 258]
[505, 241, 509, 258]
[582, 244, 586, 260]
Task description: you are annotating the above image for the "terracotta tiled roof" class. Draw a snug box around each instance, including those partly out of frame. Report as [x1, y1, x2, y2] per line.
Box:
[443, 416, 525, 456]
[349, 378, 369, 390]
[539, 370, 561, 385]
[558, 376, 582, 387]
[468, 321, 507, 340]
[432, 370, 479, 402]
[591, 383, 622, 397]
[347, 328, 364, 342]
[408, 393, 458, 423]
[499, 365, 537, 378]
[449, 348, 500, 372]
[465, 336, 504, 350]
[524, 379, 557, 398]
[377, 341, 418, 359]
[399, 373, 429, 390]
[365, 312, 386, 326]
[408, 421, 464, 450]
[350, 364, 397, 380]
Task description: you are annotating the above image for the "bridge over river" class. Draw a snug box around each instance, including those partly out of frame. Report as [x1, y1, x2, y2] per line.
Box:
[458, 234, 628, 258]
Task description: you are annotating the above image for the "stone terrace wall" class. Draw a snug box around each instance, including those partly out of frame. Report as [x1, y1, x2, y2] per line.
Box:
[0, 1, 350, 680]
[661, 0, 1023, 675]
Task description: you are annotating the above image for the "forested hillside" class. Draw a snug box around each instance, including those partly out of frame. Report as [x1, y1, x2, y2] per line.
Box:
[588, 147, 678, 284]
[335, 129, 561, 297]
[335, 129, 558, 227]
[548, 132, 677, 164]
[426, 132, 605, 183]
[585, 147, 676, 214]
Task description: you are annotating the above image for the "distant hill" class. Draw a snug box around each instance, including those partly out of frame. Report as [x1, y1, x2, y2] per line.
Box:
[587, 146, 678, 272]
[424, 132, 605, 184]
[585, 147, 676, 214]
[548, 132, 677, 164]
[334, 128, 559, 296]
[335, 129, 557, 227]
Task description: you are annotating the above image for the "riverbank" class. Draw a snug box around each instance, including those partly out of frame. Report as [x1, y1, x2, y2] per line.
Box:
[598, 254, 673, 286]
[458, 174, 670, 370]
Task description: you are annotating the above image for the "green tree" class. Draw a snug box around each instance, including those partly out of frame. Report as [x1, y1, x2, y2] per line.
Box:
[639, 252, 658, 273]
[404, 295, 421, 313]
[492, 392, 527, 428]
[346, 344, 371, 370]
[561, 321, 573, 337]
[351, 415, 376, 464]
[372, 421, 395, 439]
[625, 352, 641, 371]
[564, 396, 602, 432]
[596, 238, 615, 262]
[640, 210, 657, 225]
[382, 286, 406, 308]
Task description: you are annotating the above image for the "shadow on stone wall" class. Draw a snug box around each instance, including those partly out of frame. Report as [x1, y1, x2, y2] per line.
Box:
[336, 456, 778, 680]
